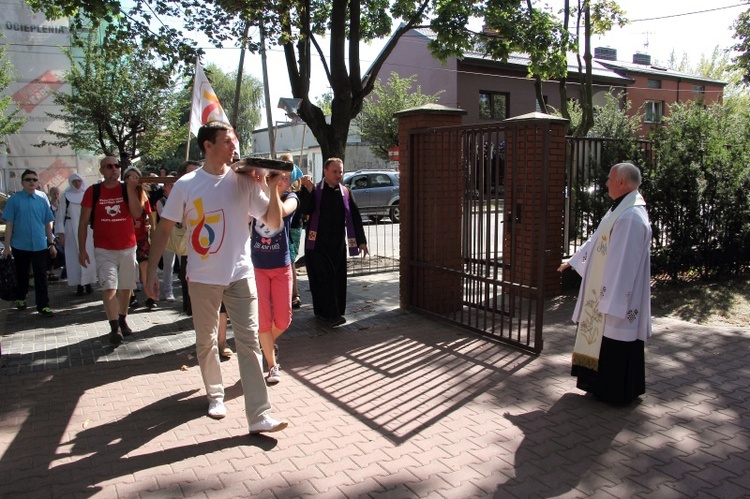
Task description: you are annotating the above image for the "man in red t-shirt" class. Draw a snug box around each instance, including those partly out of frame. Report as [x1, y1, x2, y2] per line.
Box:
[78, 156, 143, 345]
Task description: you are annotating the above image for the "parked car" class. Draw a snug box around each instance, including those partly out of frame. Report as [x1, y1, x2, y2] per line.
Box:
[342, 169, 400, 223]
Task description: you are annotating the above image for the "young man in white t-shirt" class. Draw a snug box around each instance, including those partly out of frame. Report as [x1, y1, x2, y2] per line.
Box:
[145, 121, 287, 434]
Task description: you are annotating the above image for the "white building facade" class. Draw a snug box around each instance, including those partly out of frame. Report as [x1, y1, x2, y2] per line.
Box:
[0, 0, 99, 196]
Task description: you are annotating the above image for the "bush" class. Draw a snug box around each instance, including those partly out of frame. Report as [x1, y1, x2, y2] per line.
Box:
[565, 95, 750, 279]
[646, 101, 750, 278]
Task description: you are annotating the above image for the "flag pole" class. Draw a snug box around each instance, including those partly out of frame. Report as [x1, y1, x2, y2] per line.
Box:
[185, 127, 191, 161]
[186, 58, 198, 161]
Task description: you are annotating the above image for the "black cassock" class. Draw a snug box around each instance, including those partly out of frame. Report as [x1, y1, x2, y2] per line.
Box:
[303, 183, 367, 320]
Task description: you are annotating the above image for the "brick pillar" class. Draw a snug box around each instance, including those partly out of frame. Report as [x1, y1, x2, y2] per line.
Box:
[395, 104, 467, 310]
[502, 112, 568, 297]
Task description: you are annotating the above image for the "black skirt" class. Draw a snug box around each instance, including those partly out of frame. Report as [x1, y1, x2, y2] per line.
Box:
[572, 336, 645, 405]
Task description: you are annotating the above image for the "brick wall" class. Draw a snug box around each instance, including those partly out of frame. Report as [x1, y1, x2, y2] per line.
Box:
[396, 105, 466, 311]
[502, 114, 567, 297]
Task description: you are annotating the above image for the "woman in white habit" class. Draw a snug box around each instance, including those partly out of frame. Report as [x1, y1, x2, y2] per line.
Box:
[55, 173, 98, 295]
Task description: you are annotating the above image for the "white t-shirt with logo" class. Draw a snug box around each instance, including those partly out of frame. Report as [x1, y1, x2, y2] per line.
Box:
[161, 167, 269, 285]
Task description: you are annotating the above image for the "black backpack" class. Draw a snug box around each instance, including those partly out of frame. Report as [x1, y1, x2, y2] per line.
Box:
[90, 182, 129, 228]
[0, 257, 18, 301]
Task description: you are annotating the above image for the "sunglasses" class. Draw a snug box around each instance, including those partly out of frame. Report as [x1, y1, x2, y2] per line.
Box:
[104, 163, 121, 170]
[23, 177, 39, 182]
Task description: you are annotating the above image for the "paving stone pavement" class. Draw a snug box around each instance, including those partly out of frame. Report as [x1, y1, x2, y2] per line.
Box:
[1, 271, 750, 498]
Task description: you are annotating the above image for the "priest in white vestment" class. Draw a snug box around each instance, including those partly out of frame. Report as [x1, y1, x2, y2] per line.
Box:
[559, 162, 652, 405]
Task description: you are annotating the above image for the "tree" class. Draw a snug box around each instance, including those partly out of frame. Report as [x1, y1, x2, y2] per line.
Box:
[427, 0, 626, 133]
[27, 0, 624, 158]
[27, 0, 434, 161]
[573, 0, 627, 136]
[315, 92, 333, 116]
[202, 63, 263, 154]
[648, 100, 750, 277]
[355, 72, 443, 160]
[663, 47, 748, 110]
[0, 38, 26, 146]
[732, 4, 750, 85]
[39, 31, 182, 165]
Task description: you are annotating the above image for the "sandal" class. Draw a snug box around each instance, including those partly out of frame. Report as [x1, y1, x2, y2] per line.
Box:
[219, 345, 233, 359]
[291, 295, 302, 308]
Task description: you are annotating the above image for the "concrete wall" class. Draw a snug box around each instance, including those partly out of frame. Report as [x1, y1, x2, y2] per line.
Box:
[374, 30, 459, 108]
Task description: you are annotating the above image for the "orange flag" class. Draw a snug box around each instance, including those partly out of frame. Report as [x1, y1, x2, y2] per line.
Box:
[190, 61, 239, 155]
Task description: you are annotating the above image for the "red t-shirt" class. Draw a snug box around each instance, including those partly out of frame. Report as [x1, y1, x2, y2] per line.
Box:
[134, 202, 152, 241]
[82, 183, 137, 250]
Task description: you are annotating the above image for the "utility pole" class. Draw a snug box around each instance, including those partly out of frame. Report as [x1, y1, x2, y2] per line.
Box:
[260, 23, 276, 159]
[231, 21, 250, 130]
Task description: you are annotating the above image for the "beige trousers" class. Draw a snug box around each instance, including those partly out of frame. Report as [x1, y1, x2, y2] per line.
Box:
[189, 278, 272, 424]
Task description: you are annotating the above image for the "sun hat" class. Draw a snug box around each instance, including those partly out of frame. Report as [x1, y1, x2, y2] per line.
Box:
[291, 164, 304, 183]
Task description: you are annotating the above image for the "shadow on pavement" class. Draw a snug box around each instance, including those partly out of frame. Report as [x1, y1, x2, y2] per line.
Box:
[0, 356, 275, 498]
[281, 308, 537, 444]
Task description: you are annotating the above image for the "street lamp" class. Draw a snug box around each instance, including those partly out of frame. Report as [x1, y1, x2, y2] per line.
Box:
[277, 98, 307, 172]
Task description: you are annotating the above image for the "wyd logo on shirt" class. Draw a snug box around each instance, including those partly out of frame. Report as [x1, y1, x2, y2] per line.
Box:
[188, 199, 225, 259]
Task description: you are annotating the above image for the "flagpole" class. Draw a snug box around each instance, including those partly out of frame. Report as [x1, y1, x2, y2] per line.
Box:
[186, 58, 198, 161]
[185, 128, 191, 161]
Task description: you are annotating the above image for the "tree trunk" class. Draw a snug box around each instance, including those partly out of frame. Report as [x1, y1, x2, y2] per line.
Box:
[578, 1, 595, 136]
[534, 75, 547, 113]
[279, 0, 426, 165]
[558, 0, 571, 121]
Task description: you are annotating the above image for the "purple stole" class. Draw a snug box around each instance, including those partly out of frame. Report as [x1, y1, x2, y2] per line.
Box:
[306, 181, 359, 256]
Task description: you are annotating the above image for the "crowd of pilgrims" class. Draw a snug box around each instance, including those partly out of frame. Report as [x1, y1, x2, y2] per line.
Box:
[24, 165, 308, 361]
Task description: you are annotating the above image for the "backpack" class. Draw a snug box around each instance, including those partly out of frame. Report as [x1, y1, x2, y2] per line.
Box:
[90, 182, 129, 228]
[0, 257, 18, 301]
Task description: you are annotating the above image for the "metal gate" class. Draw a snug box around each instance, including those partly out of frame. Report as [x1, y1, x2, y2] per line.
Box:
[407, 120, 552, 354]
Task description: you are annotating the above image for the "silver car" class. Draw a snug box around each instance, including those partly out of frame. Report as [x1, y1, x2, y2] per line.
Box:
[343, 170, 400, 223]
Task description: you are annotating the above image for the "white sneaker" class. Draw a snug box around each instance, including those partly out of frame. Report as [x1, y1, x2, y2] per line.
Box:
[267, 364, 281, 384]
[165, 292, 175, 302]
[208, 399, 227, 419]
[249, 413, 288, 434]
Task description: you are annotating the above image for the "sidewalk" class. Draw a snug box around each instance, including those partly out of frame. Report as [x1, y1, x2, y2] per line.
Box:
[1, 272, 750, 497]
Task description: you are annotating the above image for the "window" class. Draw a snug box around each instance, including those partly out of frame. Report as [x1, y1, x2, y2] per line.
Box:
[479, 91, 509, 120]
[647, 79, 662, 89]
[351, 175, 369, 190]
[371, 174, 394, 187]
[644, 100, 664, 124]
[693, 85, 705, 94]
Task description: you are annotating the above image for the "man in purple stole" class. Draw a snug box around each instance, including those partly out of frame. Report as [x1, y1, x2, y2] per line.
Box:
[302, 158, 368, 327]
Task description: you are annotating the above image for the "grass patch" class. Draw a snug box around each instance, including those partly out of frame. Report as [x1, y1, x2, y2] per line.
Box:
[651, 273, 750, 327]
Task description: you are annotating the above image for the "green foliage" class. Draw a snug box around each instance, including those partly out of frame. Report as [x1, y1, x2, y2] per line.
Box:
[315, 93, 332, 116]
[588, 0, 628, 35]
[732, 7, 750, 85]
[354, 72, 443, 160]
[137, 63, 264, 171]
[27, 0, 203, 76]
[0, 39, 26, 145]
[550, 99, 582, 134]
[647, 101, 750, 278]
[38, 30, 182, 162]
[566, 93, 750, 277]
[588, 92, 640, 140]
[430, 1, 571, 88]
[26, 0, 626, 159]
[202, 63, 263, 153]
[564, 93, 645, 242]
